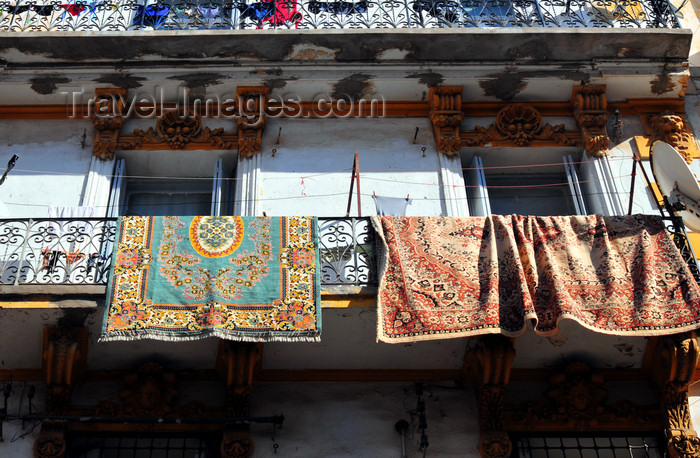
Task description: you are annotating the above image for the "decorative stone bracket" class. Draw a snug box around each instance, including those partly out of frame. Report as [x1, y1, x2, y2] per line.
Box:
[91, 87, 269, 160]
[41, 326, 88, 416]
[641, 111, 699, 164]
[652, 334, 700, 458]
[92, 88, 127, 161]
[572, 85, 610, 157]
[236, 86, 269, 159]
[462, 335, 515, 458]
[34, 326, 88, 458]
[216, 341, 263, 458]
[429, 86, 463, 156]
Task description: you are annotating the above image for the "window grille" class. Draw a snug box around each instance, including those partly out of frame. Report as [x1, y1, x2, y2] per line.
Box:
[513, 435, 663, 458]
[66, 434, 222, 458]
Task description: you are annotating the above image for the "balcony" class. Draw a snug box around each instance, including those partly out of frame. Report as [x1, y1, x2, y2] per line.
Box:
[0, 0, 681, 32]
[0, 217, 378, 288]
[1, 214, 697, 292]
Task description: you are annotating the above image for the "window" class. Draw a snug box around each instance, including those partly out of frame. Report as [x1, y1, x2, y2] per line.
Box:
[108, 156, 235, 217]
[67, 433, 222, 458]
[464, 153, 588, 217]
[513, 434, 663, 457]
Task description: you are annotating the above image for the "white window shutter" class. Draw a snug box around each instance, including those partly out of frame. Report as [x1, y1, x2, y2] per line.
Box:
[564, 155, 588, 216]
[467, 155, 491, 216]
[106, 159, 126, 218]
[211, 158, 224, 216]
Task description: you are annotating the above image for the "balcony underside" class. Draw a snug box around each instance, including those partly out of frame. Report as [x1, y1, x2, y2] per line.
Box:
[0, 27, 690, 66]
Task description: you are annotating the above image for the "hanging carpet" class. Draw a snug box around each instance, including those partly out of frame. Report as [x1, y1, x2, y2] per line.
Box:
[101, 216, 320, 342]
[372, 215, 700, 343]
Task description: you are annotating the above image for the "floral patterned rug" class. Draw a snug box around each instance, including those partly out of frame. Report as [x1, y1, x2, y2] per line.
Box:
[372, 215, 700, 343]
[101, 216, 320, 342]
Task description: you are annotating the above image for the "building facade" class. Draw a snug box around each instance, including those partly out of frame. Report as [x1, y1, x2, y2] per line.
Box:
[0, 1, 699, 457]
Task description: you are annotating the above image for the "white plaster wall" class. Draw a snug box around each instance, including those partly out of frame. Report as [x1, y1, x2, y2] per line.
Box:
[264, 308, 466, 370]
[691, 384, 700, 435]
[512, 320, 649, 370]
[0, 380, 479, 457]
[0, 120, 94, 218]
[256, 118, 443, 217]
[604, 140, 662, 217]
[0, 306, 466, 373]
[0, 382, 45, 457]
[0, 308, 66, 368]
[251, 382, 479, 457]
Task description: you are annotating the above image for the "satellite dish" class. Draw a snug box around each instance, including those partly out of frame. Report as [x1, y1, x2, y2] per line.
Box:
[651, 141, 700, 232]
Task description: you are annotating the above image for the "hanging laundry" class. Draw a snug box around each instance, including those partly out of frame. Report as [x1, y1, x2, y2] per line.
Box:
[64, 250, 86, 265]
[132, 3, 171, 28]
[236, 0, 302, 27]
[373, 194, 412, 216]
[411, 0, 459, 22]
[308, 0, 368, 14]
[61, 3, 87, 16]
[47, 205, 95, 238]
[7, 3, 56, 15]
[41, 247, 61, 274]
[86, 253, 106, 276]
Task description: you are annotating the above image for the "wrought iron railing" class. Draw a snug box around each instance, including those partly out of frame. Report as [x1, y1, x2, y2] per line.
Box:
[318, 217, 377, 287]
[0, 0, 680, 32]
[0, 217, 378, 287]
[662, 215, 700, 284]
[0, 218, 117, 286]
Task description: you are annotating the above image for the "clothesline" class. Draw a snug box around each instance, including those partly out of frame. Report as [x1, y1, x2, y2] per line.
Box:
[8, 155, 632, 182]
[2, 188, 639, 210]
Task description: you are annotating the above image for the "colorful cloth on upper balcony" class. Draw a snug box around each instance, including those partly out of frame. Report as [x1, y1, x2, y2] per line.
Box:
[101, 216, 321, 342]
[371, 215, 700, 343]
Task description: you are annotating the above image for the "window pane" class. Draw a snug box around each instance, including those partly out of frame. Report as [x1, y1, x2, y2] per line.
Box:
[487, 174, 576, 216]
[124, 178, 212, 216]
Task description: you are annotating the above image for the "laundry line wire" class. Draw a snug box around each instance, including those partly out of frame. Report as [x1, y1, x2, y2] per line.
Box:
[6, 154, 636, 182]
[1, 187, 641, 211]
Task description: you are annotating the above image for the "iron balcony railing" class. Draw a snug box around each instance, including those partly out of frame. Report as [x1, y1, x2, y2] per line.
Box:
[0, 218, 117, 286]
[0, 217, 378, 287]
[0, 0, 681, 31]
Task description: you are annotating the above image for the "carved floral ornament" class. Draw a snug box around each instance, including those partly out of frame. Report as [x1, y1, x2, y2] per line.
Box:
[118, 111, 236, 151]
[464, 103, 575, 148]
[643, 111, 699, 164]
[505, 362, 660, 432]
[427, 86, 614, 156]
[91, 87, 268, 160]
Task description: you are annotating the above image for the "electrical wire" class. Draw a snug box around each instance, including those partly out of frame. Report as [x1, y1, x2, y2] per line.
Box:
[0, 188, 638, 211]
[6, 155, 630, 182]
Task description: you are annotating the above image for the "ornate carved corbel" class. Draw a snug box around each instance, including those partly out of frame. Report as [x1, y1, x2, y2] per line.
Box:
[216, 341, 263, 458]
[92, 88, 127, 161]
[236, 87, 269, 159]
[642, 111, 699, 164]
[41, 326, 88, 416]
[34, 422, 67, 458]
[652, 333, 700, 458]
[429, 86, 463, 156]
[463, 335, 515, 458]
[34, 327, 88, 458]
[572, 85, 609, 157]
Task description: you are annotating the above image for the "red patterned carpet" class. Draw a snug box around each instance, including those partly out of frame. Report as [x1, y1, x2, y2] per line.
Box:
[372, 215, 700, 343]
